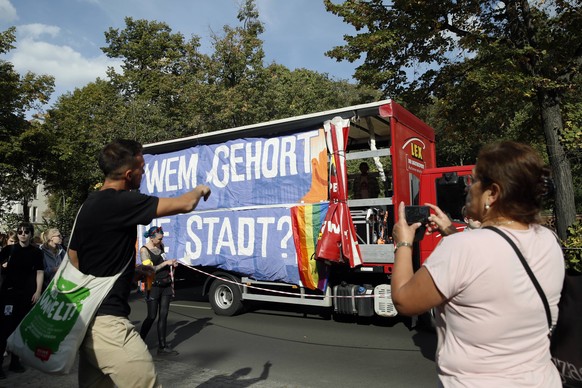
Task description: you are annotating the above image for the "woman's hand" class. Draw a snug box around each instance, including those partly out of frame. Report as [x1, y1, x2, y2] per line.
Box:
[391, 202, 447, 316]
[165, 259, 178, 268]
[392, 202, 421, 245]
[425, 203, 457, 236]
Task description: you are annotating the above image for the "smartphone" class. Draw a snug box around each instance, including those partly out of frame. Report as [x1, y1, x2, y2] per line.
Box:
[405, 205, 430, 224]
[404, 205, 430, 242]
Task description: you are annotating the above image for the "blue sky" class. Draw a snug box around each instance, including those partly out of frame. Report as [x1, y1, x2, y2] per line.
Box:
[0, 0, 362, 107]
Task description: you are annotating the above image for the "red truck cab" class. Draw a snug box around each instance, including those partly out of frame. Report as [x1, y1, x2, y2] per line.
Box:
[418, 166, 475, 264]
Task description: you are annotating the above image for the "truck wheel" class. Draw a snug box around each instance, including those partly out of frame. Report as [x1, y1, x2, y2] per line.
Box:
[209, 278, 244, 316]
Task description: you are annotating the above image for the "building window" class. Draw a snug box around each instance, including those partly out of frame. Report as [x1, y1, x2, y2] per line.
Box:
[31, 206, 38, 222]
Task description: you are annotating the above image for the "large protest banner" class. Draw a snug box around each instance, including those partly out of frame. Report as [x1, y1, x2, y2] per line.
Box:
[138, 128, 328, 286]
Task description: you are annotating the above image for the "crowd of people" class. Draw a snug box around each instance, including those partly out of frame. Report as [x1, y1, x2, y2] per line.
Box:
[0, 139, 210, 386]
[0, 138, 566, 387]
[0, 226, 67, 379]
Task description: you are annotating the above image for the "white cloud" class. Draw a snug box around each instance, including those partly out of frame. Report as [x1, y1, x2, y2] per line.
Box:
[0, 0, 17, 22]
[10, 38, 122, 94]
[17, 23, 60, 39]
[2, 20, 122, 105]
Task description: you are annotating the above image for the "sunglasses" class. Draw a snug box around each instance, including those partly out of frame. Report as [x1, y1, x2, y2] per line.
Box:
[17, 229, 31, 235]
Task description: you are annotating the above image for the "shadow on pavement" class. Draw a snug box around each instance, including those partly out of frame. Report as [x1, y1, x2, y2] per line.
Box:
[196, 361, 272, 388]
[411, 329, 437, 362]
[169, 317, 212, 349]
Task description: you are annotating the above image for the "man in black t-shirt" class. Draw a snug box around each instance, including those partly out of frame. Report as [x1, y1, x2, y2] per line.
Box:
[69, 139, 210, 388]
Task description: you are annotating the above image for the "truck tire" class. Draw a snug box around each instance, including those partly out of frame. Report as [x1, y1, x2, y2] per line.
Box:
[209, 278, 244, 316]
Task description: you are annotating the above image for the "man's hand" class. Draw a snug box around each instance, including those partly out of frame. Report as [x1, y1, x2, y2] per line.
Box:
[156, 184, 212, 217]
[198, 184, 211, 202]
[184, 184, 211, 212]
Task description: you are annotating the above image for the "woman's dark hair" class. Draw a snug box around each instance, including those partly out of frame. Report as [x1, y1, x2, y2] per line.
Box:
[98, 139, 143, 179]
[475, 141, 553, 224]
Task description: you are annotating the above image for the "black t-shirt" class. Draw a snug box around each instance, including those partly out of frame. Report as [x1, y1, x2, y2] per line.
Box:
[69, 189, 159, 317]
[0, 244, 44, 298]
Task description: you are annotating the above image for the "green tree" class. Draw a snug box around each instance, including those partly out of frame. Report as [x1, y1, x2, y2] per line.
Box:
[0, 27, 54, 224]
[261, 64, 379, 119]
[40, 79, 128, 231]
[40, 0, 378, 229]
[103, 17, 208, 139]
[43, 80, 122, 194]
[201, 0, 378, 129]
[197, 0, 270, 129]
[325, 0, 581, 238]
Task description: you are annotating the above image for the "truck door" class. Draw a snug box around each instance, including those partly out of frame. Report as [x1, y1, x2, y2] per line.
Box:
[418, 167, 474, 263]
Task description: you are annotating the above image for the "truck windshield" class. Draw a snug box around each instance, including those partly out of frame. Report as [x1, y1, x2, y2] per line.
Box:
[436, 173, 471, 223]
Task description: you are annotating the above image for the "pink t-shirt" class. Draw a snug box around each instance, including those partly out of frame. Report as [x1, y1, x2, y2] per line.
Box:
[424, 225, 564, 387]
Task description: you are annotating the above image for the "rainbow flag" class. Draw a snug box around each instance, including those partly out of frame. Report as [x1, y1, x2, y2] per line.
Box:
[291, 202, 329, 291]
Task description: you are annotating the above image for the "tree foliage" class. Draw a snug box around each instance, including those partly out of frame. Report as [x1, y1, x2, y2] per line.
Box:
[37, 0, 378, 230]
[325, 0, 581, 237]
[0, 27, 54, 225]
[563, 219, 582, 273]
[103, 17, 208, 140]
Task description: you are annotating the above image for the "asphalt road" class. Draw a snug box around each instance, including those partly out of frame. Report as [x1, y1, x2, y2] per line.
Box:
[1, 281, 438, 387]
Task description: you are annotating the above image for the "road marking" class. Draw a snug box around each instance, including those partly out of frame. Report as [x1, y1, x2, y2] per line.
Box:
[170, 303, 211, 310]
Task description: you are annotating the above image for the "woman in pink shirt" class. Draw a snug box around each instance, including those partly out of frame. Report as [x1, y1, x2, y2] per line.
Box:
[392, 141, 564, 387]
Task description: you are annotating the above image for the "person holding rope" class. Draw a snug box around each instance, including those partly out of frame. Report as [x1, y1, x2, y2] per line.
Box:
[139, 226, 179, 356]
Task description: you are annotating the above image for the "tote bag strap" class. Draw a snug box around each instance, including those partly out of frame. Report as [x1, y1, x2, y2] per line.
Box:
[59, 206, 134, 291]
[483, 226, 552, 331]
[65, 205, 83, 255]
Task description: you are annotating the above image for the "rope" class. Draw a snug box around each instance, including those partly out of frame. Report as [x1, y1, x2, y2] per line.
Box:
[179, 263, 377, 299]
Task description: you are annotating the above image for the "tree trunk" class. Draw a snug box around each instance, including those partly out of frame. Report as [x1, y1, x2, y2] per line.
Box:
[21, 197, 30, 223]
[538, 90, 576, 239]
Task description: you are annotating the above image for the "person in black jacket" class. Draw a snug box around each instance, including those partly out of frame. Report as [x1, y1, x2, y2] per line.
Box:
[0, 222, 44, 379]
